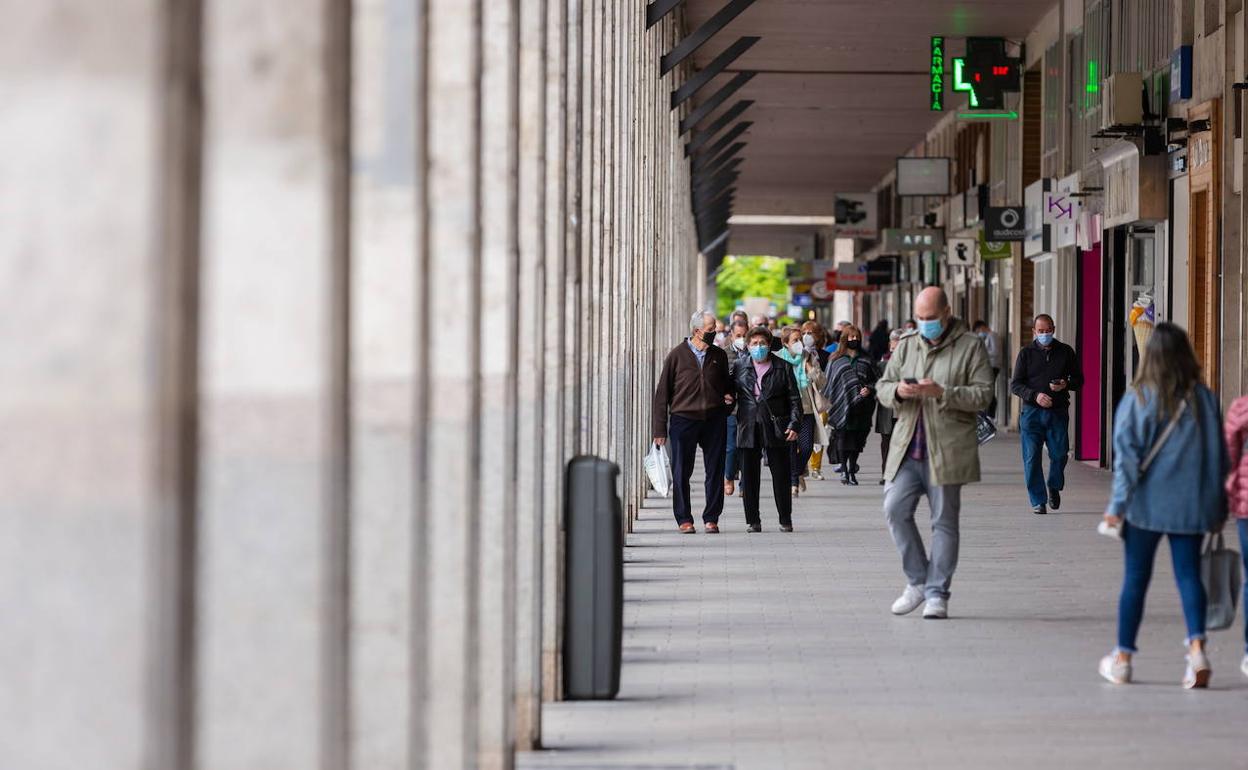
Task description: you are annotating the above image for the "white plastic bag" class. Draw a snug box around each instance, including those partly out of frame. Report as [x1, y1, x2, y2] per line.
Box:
[644, 442, 672, 497]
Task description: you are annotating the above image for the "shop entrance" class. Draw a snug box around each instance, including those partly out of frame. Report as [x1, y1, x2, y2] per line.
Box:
[1076, 244, 1102, 463]
[1187, 99, 1221, 387]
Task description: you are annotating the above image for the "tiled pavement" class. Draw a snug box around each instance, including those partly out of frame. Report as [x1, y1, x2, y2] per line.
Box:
[521, 435, 1246, 770]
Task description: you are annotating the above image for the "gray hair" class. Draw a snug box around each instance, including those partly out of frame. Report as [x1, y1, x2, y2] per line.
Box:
[689, 310, 714, 332]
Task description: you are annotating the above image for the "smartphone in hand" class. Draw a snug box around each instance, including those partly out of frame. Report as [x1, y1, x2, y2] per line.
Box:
[903, 377, 919, 385]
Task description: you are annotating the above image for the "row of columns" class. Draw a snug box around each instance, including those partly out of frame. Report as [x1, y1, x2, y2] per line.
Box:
[2, 1, 698, 768]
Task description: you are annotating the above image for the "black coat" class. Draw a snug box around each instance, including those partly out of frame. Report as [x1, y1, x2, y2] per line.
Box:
[1010, 339, 1082, 410]
[823, 353, 878, 432]
[730, 353, 803, 449]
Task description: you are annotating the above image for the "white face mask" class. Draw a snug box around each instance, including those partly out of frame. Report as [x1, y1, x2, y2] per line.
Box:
[732, 337, 746, 351]
[714, 332, 726, 345]
[802, 333, 816, 349]
[788, 342, 804, 355]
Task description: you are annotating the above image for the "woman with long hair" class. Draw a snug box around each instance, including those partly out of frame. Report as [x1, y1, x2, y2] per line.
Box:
[1100, 323, 1228, 688]
[775, 326, 824, 497]
[821, 324, 878, 485]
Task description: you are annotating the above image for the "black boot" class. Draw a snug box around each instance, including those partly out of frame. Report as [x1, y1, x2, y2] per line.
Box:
[840, 467, 851, 485]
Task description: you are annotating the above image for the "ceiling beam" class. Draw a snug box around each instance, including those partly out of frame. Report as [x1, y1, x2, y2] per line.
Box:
[670, 36, 760, 109]
[661, 0, 759, 75]
[645, 0, 684, 29]
[679, 72, 754, 135]
[692, 141, 745, 173]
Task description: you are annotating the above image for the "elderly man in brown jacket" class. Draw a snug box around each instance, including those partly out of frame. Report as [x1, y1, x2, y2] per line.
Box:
[876, 287, 994, 619]
[653, 310, 735, 534]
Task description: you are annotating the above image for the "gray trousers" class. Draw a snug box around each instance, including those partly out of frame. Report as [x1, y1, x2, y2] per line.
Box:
[883, 456, 962, 600]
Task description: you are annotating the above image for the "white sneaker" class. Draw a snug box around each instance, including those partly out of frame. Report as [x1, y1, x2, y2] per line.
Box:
[922, 597, 948, 619]
[1099, 653, 1132, 685]
[1241, 654, 1248, 679]
[1182, 648, 1211, 689]
[809, 470, 824, 481]
[890, 585, 925, 615]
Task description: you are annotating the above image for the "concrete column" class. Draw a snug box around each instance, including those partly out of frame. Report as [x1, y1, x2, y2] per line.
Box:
[514, 0, 550, 751]
[544, 0, 583, 703]
[414, 0, 483, 766]
[197, 0, 349, 764]
[476, 0, 519, 766]
[348, 0, 418, 766]
[0, 2, 180, 767]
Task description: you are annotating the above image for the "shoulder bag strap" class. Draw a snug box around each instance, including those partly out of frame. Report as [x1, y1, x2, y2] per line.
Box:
[1140, 395, 1190, 474]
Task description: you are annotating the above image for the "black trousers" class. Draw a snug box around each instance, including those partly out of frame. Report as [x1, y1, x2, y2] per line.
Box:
[668, 413, 727, 525]
[739, 430, 792, 527]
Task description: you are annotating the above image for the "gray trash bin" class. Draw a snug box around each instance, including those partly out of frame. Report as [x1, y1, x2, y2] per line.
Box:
[562, 455, 622, 700]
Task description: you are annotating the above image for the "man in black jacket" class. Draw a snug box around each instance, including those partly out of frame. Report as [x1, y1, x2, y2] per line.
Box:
[652, 311, 734, 534]
[1010, 314, 1083, 515]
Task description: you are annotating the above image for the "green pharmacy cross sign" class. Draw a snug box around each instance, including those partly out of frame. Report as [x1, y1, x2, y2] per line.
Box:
[930, 36, 945, 111]
[952, 57, 978, 108]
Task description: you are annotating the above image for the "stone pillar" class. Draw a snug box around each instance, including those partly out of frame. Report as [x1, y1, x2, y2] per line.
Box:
[0, 2, 185, 767]
[514, 0, 550, 752]
[413, 0, 483, 766]
[348, 0, 418, 766]
[196, 0, 350, 764]
[476, 0, 519, 766]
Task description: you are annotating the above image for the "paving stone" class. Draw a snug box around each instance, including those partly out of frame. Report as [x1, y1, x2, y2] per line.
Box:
[523, 435, 1246, 770]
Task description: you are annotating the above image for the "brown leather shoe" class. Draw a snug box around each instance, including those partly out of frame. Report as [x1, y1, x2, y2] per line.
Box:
[704, 522, 720, 534]
[679, 522, 696, 534]
[724, 479, 735, 496]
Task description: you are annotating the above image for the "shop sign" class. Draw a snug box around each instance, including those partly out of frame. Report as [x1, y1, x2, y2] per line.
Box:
[810, 278, 834, 301]
[965, 185, 985, 226]
[1170, 46, 1192, 103]
[1046, 172, 1081, 248]
[832, 192, 878, 238]
[930, 37, 945, 111]
[946, 238, 976, 266]
[947, 192, 966, 231]
[1100, 140, 1167, 227]
[1023, 180, 1051, 257]
[865, 257, 899, 285]
[1191, 134, 1214, 172]
[985, 206, 1026, 242]
[883, 228, 945, 252]
[978, 229, 1012, 260]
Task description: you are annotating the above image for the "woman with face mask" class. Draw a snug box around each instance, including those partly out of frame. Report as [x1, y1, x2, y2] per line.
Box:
[730, 327, 802, 532]
[821, 324, 879, 485]
[775, 326, 825, 497]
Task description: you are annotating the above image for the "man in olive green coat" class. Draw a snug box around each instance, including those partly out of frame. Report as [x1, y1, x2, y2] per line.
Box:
[876, 287, 994, 620]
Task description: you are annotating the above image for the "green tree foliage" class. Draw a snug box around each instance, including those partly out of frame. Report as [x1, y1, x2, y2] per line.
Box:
[715, 256, 792, 318]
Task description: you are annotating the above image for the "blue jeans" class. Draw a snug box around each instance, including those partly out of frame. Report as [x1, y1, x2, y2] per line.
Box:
[1240, 519, 1248, 654]
[1020, 406, 1069, 507]
[1116, 522, 1206, 653]
[725, 415, 738, 481]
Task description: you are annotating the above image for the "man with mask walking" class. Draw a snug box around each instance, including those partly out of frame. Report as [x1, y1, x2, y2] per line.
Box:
[877, 288, 994, 619]
[653, 311, 734, 534]
[1010, 314, 1082, 515]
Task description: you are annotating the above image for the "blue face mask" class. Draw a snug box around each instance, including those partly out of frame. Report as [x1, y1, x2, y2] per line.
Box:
[1035, 332, 1054, 346]
[917, 318, 944, 341]
[749, 344, 769, 362]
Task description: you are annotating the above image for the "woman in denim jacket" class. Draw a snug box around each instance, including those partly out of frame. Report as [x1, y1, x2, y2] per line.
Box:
[1099, 323, 1228, 689]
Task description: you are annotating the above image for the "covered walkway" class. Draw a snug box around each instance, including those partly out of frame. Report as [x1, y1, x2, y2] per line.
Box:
[528, 436, 1245, 769]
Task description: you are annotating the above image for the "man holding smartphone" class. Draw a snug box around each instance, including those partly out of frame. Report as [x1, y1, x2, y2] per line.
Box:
[1010, 314, 1083, 515]
[876, 288, 994, 620]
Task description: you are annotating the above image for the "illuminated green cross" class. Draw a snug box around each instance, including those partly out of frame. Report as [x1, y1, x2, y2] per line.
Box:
[952, 57, 979, 109]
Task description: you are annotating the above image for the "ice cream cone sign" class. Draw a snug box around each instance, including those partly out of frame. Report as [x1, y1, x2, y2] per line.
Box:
[1130, 293, 1155, 357]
